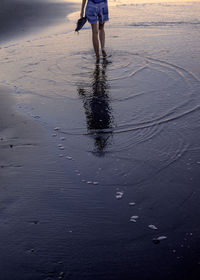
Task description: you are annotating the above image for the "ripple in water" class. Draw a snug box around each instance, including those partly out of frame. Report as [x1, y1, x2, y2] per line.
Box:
[57, 50, 199, 138]
[51, 50, 198, 167]
[6, 46, 199, 163]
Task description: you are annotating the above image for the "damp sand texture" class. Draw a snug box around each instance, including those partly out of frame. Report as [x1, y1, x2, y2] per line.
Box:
[0, 1, 200, 280]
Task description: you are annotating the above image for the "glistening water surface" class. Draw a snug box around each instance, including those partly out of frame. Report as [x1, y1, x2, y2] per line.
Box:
[0, 1, 200, 279]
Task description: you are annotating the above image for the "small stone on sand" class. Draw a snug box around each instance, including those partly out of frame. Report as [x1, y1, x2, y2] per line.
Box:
[148, 225, 158, 230]
[131, 215, 139, 219]
[130, 215, 139, 222]
[58, 144, 64, 150]
[157, 236, 167, 241]
[129, 202, 136, 206]
[116, 191, 123, 199]
[153, 236, 167, 244]
[33, 115, 40, 119]
[66, 156, 72, 160]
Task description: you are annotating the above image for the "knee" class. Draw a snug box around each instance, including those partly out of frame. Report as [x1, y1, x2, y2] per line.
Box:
[99, 24, 104, 31]
[92, 29, 99, 36]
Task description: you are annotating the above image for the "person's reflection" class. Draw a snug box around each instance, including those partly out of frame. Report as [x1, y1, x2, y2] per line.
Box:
[77, 59, 113, 156]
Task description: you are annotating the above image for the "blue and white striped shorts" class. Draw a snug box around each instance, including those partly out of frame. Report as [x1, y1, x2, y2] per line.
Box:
[86, 0, 109, 24]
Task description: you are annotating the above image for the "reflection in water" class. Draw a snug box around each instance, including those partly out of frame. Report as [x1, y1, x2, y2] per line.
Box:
[78, 59, 113, 156]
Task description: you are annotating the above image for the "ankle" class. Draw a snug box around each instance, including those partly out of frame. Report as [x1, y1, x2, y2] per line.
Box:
[96, 56, 100, 63]
[102, 48, 107, 57]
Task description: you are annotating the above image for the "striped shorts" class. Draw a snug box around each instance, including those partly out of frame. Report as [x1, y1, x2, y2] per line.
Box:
[86, 0, 109, 24]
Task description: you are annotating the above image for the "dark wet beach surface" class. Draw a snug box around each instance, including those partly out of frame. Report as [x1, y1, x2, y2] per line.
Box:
[0, 1, 200, 279]
[0, 0, 76, 43]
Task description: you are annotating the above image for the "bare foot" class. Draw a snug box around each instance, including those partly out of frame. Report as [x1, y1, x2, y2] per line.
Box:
[102, 49, 107, 57]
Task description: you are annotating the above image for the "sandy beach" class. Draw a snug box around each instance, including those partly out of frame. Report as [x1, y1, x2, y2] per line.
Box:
[0, 0, 200, 279]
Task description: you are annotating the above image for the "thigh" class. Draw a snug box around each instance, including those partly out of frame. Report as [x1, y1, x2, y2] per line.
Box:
[99, 22, 105, 30]
[91, 23, 99, 34]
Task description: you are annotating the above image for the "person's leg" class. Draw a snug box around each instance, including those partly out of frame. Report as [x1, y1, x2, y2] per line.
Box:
[91, 23, 100, 60]
[99, 22, 107, 57]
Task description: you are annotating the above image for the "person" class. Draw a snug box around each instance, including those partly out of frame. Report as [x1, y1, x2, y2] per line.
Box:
[80, 0, 109, 61]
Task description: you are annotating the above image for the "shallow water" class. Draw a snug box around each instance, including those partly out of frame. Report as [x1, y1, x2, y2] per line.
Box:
[0, 1, 200, 279]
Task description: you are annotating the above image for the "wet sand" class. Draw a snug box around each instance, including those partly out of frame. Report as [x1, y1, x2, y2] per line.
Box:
[0, 1, 200, 279]
[0, 85, 47, 174]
